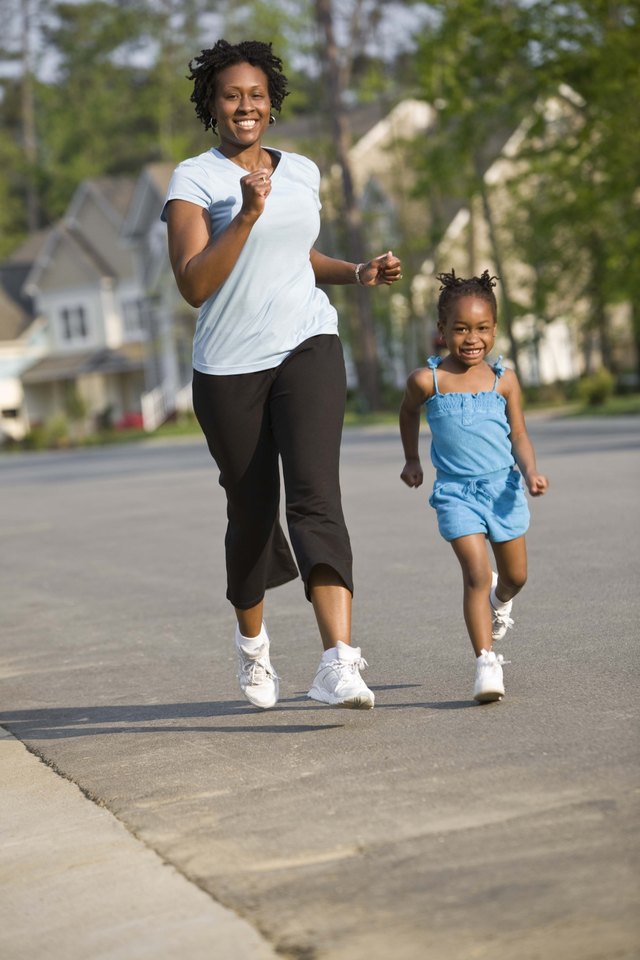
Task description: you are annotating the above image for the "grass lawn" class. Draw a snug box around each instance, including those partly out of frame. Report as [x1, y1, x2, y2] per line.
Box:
[6, 393, 639, 454]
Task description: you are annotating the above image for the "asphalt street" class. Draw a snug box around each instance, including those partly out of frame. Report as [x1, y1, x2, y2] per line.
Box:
[1, 415, 639, 960]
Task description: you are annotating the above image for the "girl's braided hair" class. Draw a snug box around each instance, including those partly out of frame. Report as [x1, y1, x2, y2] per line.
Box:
[436, 269, 499, 324]
[188, 39, 289, 133]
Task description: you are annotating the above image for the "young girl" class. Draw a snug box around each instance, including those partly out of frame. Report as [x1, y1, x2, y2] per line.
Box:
[399, 270, 548, 703]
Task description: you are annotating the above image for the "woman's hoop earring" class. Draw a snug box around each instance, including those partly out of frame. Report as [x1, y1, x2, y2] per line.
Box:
[269, 114, 276, 126]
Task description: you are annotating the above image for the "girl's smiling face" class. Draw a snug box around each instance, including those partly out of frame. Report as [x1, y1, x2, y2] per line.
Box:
[439, 295, 497, 368]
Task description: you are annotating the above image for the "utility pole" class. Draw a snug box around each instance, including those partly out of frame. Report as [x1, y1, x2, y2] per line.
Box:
[21, 0, 39, 232]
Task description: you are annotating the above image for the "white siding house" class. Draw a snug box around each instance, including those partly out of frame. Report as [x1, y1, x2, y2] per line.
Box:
[19, 178, 151, 430]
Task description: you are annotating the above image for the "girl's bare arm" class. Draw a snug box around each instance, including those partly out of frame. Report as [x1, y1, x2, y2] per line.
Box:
[399, 369, 432, 488]
[503, 370, 549, 496]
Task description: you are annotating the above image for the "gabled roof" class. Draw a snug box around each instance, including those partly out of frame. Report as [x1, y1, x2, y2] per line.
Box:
[24, 221, 118, 293]
[66, 177, 137, 229]
[0, 280, 30, 341]
[6, 229, 52, 265]
[269, 101, 390, 161]
[349, 99, 435, 167]
[23, 176, 139, 294]
[145, 163, 174, 196]
[0, 230, 50, 341]
[121, 163, 174, 240]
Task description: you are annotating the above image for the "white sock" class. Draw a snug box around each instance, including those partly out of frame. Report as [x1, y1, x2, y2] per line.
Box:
[490, 587, 512, 613]
[322, 641, 357, 662]
[237, 622, 268, 655]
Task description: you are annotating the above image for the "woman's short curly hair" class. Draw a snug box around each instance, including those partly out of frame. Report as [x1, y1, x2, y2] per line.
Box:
[436, 269, 499, 325]
[188, 39, 289, 133]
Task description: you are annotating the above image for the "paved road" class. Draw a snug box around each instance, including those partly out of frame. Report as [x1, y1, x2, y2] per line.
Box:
[1, 416, 639, 960]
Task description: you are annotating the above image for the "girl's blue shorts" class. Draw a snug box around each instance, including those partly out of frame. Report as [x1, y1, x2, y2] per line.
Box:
[429, 466, 530, 543]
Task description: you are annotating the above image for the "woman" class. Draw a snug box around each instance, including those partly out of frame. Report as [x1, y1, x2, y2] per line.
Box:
[162, 39, 402, 711]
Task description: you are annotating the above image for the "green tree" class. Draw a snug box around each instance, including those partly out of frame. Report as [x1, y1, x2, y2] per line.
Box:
[37, 1, 167, 220]
[0, 0, 53, 247]
[310, 0, 432, 407]
[408, 0, 640, 379]
[408, 0, 547, 375]
[528, 2, 640, 376]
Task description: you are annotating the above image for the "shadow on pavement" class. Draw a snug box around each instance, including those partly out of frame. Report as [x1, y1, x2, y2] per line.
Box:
[0, 700, 347, 739]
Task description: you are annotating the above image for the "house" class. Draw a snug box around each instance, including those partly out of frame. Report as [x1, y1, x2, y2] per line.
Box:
[15, 177, 153, 435]
[410, 88, 598, 385]
[2, 92, 614, 441]
[0, 163, 197, 443]
[0, 231, 50, 441]
[120, 163, 196, 428]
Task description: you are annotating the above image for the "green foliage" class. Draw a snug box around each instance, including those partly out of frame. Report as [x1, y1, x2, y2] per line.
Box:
[0, 128, 28, 258]
[576, 367, 615, 406]
[24, 412, 70, 449]
[407, 1, 640, 376]
[1, 0, 636, 392]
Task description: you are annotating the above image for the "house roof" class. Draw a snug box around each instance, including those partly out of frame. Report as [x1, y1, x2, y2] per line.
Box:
[21, 344, 145, 384]
[23, 222, 117, 294]
[145, 163, 174, 196]
[271, 101, 391, 158]
[66, 177, 137, 227]
[121, 163, 174, 239]
[0, 281, 29, 341]
[6, 229, 52, 264]
[0, 232, 51, 340]
[25, 176, 139, 293]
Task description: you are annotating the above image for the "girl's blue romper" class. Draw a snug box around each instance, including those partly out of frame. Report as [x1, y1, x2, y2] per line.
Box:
[425, 356, 530, 542]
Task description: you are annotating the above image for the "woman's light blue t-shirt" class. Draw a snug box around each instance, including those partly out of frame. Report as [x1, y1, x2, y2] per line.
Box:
[161, 147, 339, 375]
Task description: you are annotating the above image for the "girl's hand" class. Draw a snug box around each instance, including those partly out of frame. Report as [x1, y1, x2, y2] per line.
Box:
[401, 459, 423, 488]
[239, 168, 271, 219]
[526, 473, 549, 496]
[359, 251, 402, 286]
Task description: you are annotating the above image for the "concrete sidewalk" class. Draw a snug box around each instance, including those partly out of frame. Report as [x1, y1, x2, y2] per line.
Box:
[0, 727, 278, 960]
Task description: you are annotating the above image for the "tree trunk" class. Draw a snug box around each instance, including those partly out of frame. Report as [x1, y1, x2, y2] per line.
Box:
[21, 0, 39, 232]
[632, 300, 640, 385]
[588, 231, 614, 372]
[479, 180, 521, 379]
[314, 0, 381, 409]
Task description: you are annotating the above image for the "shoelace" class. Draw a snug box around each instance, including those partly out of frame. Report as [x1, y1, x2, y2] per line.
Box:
[239, 656, 279, 685]
[479, 651, 510, 666]
[326, 655, 368, 675]
[492, 608, 514, 630]
[492, 653, 510, 666]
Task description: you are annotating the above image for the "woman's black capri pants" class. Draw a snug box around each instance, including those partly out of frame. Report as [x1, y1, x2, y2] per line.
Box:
[192, 334, 353, 609]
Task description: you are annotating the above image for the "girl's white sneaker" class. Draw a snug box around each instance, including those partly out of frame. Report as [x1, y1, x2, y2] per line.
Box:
[473, 649, 507, 703]
[490, 571, 514, 642]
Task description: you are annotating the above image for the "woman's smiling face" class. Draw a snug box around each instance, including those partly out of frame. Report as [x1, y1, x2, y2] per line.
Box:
[210, 62, 271, 152]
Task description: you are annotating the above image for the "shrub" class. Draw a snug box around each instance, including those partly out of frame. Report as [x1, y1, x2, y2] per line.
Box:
[576, 368, 615, 406]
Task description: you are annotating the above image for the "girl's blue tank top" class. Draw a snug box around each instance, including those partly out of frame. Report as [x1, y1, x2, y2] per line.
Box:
[425, 355, 515, 479]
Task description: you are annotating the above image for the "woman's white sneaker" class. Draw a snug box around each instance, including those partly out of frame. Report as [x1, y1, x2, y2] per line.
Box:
[473, 649, 507, 703]
[235, 624, 279, 710]
[490, 571, 514, 642]
[308, 640, 375, 709]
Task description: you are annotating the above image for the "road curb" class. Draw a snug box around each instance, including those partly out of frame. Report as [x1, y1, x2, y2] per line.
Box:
[0, 726, 279, 960]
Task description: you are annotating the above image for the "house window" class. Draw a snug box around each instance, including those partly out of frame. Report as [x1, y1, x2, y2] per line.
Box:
[60, 306, 88, 341]
[122, 299, 145, 337]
